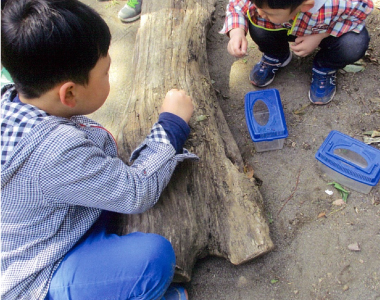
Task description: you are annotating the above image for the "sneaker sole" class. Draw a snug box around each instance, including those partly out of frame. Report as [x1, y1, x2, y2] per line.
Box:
[249, 52, 293, 87]
[118, 14, 141, 23]
[308, 89, 336, 105]
[249, 75, 275, 87]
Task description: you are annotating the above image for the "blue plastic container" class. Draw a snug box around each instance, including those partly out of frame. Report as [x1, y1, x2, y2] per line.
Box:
[245, 89, 288, 152]
[315, 130, 380, 194]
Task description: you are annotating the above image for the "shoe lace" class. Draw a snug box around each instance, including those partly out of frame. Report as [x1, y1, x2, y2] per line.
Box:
[259, 60, 281, 71]
[127, 0, 139, 8]
[314, 71, 336, 88]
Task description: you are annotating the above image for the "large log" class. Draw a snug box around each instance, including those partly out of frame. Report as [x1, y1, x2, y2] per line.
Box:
[115, 0, 274, 282]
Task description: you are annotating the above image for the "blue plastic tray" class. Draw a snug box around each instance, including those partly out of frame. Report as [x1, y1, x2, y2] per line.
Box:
[315, 130, 380, 186]
[244, 89, 288, 142]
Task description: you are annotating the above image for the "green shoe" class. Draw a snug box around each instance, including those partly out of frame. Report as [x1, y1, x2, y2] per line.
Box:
[118, 0, 142, 23]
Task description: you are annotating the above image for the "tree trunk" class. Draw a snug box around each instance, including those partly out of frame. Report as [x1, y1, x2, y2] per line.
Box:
[115, 0, 274, 282]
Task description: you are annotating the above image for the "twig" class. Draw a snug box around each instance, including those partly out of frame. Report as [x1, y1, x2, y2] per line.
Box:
[293, 103, 311, 115]
[277, 168, 301, 216]
[328, 206, 346, 216]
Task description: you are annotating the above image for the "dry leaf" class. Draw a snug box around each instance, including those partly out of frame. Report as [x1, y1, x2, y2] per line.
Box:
[363, 136, 380, 144]
[343, 64, 365, 73]
[332, 199, 346, 206]
[348, 242, 361, 251]
[244, 165, 254, 179]
[196, 115, 208, 122]
[371, 196, 380, 205]
[363, 130, 380, 137]
[293, 103, 311, 115]
[318, 212, 326, 218]
[369, 97, 380, 103]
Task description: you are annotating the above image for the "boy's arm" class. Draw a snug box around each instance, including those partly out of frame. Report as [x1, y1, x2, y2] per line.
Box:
[325, 0, 373, 37]
[220, 0, 250, 35]
[158, 89, 193, 154]
[220, 0, 251, 57]
[40, 91, 198, 214]
[227, 28, 248, 57]
[291, 0, 373, 56]
[158, 112, 189, 154]
[290, 32, 329, 57]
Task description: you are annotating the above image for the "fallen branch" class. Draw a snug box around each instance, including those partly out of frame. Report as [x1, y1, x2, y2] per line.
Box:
[277, 168, 301, 216]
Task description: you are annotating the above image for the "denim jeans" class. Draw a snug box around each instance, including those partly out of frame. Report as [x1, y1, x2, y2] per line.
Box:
[248, 22, 370, 69]
[46, 212, 175, 300]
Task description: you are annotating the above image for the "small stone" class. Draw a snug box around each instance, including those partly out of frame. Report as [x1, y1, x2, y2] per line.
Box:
[348, 242, 361, 251]
[332, 199, 346, 206]
[237, 276, 248, 288]
[343, 285, 349, 291]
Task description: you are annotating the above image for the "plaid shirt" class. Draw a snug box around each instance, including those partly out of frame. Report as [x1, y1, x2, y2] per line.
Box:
[1, 85, 198, 299]
[221, 0, 373, 37]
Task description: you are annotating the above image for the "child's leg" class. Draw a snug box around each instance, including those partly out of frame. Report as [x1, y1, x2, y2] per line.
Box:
[309, 27, 370, 104]
[248, 23, 293, 57]
[247, 24, 294, 87]
[313, 27, 370, 69]
[46, 212, 175, 300]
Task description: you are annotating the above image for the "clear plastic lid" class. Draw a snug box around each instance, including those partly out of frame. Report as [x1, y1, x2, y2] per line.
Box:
[315, 130, 380, 186]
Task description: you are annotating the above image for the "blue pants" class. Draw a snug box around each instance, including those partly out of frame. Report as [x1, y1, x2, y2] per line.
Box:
[248, 23, 370, 69]
[46, 212, 176, 300]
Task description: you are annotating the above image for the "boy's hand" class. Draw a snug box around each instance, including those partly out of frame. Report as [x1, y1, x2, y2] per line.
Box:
[227, 28, 248, 58]
[160, 89, 194, 123]
[290, 33, 329, 57]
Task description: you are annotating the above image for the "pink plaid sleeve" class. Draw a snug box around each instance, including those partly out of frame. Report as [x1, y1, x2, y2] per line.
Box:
[326, 0, 374, 37]
[220, 0, 250, 35]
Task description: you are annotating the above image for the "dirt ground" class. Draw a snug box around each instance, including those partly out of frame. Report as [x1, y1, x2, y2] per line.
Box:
[85, 0, 380, 299]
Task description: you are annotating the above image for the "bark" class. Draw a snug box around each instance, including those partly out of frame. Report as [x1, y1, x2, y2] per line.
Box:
[115, 0, 274, 282]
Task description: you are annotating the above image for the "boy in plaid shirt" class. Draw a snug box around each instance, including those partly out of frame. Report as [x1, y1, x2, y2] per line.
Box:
[221, 0, 374, 104]
[1, 0, 195, 299]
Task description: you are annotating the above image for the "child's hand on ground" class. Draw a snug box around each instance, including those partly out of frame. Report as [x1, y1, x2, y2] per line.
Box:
[227, 28, 248, 58]
[290, 32, 329, 57]
[160, 89, 194, 123]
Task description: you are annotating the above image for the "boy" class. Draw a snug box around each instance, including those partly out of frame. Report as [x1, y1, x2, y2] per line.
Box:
[1, 0, 196, 299]
[221, 0, 373, 104]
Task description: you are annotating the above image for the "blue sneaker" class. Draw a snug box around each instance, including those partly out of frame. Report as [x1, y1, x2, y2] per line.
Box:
[309, 66, 337, 105]
[249, 52, 292, 87]
[162, 285, 188, 300]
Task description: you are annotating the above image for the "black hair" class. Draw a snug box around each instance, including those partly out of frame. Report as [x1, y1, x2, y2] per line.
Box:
[1, 0, 111, 98]
[250, 0, 304, 12]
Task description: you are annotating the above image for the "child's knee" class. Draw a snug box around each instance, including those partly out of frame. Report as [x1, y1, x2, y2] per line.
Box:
[338, 29, 370, 59]
[133, 233, 176, 298]
[144, 233, 176, 269]
[128, 232, 176, 277]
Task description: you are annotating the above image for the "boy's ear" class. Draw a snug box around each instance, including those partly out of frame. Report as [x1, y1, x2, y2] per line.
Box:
[59, 82, 77, 108]
[300, 0, 315, 12]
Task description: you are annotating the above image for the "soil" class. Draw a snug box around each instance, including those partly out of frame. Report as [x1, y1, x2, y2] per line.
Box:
[85, 0, 380, 299]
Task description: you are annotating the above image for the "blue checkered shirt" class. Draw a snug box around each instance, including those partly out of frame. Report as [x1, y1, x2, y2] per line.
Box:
[1, 85, 198, 299]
